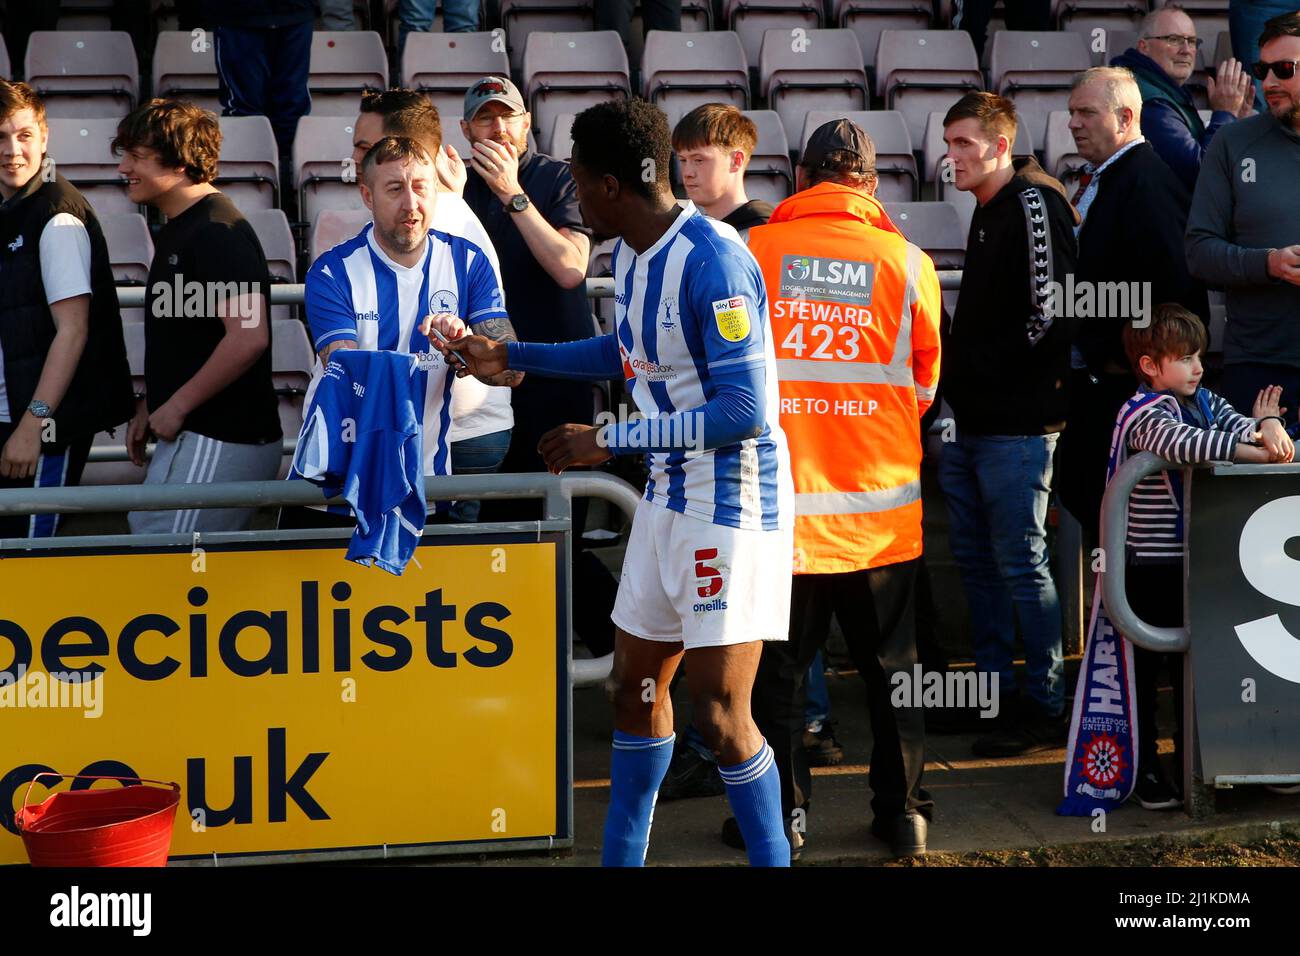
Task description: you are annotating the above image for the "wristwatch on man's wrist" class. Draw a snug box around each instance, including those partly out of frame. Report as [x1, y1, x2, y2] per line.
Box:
[508, 193, 530, 213]
[27, 399, 51, 420]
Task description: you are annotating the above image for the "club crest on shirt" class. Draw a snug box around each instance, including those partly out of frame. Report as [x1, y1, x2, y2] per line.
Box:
[660, 296, 677, 331]
[429, 289, 458, 314]
[711, 296, 750, 342]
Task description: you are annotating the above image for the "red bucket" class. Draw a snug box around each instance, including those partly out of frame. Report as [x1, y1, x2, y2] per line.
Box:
[14, 773, 181, 867]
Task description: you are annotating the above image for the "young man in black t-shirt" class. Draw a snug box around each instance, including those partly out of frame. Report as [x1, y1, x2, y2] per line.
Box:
[113, 99, 282, 533]
[672, 104, 774, 241]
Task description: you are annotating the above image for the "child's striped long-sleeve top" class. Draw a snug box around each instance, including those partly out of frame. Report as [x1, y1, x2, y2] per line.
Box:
[1124, 387, 1258, 563]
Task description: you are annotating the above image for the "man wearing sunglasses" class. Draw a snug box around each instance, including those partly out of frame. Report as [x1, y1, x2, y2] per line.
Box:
[1111, 4, 1254, 191]
[1187, 10, 1300, 425]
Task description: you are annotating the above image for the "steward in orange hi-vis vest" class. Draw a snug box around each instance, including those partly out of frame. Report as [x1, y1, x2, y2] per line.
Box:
[747, 181, 942, 575]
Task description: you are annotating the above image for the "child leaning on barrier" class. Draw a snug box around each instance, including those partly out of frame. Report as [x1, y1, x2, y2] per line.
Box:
[1113, 303, 1296, 811]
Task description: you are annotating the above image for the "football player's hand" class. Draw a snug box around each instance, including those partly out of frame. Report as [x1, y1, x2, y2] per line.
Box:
[436, 332, 510, 382]
[538, 423, 612, 474]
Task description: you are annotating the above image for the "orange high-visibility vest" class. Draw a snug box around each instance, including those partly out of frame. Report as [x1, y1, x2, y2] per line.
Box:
[747, 182, 941, 574]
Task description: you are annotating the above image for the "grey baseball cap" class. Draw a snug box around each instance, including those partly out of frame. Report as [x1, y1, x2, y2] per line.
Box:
[463, 76, 526, 122]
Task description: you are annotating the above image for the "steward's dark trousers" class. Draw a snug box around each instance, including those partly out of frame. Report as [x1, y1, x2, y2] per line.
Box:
[213, 21, 313, 157]
[751, 559, 934, 823]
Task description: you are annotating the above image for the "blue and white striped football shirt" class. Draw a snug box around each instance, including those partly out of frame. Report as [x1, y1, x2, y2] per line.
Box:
[303, 223, 509, 477]
[612, 203, 792, 531]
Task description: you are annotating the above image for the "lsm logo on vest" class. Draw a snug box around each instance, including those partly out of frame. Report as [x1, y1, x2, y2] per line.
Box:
[780, 255, 875, 307]
[1235, 497, 1300, 685]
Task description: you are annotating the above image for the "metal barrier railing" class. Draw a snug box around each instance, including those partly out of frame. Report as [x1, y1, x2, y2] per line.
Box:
[0, 471, 643, 688]
[1099, 452, 1190, 653]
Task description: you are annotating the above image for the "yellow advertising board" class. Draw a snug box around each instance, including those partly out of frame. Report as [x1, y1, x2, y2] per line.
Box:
[0, 532, 568, 865]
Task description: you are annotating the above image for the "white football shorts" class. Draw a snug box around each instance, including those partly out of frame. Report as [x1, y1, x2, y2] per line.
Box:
[611, 498, 793, 649]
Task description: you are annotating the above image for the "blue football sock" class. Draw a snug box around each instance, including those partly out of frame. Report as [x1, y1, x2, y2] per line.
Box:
[602, 730, 675, 867]
[719, 741, 789, 867]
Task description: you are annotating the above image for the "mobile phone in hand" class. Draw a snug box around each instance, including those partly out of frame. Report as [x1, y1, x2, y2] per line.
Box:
[428, 323, 470, 370]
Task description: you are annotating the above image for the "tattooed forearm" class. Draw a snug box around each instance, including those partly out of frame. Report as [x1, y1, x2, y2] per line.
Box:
[476, 315, 518, 344]
[474, 315, 524, 386]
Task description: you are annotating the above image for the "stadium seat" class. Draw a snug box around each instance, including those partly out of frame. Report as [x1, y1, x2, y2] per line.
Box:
[1057, 1, 1145, 47]
[245, 209, 297, 321]
[24, 31, 139, 119]
[1170, 0, 1229, 48]
[0, 34, 10, 80]
[400, 31, 510, 136]
[587, 236, 618, 331]
[939, 182, 976, 238]
[308, 31, 388, 116]
[876, 30, 984, 147]
[921, 109, 1033, 184]
[152, 30, 221, 113]
[725, 0, 823, 72]
[832, 0, 934, 84]
[309, 208, 370, 265]
[46, 118, 137, 217]
[123, 320, 145, 387]
[101, 212, 152, 326]
[641, 31, 749, 131]
[990, 31, 1092, 152]
[800, 110, 917, 202]
[294, 115, 366, 224]
[500, 0, 596, 73]
[742, 109, 793, 205]
[1212, 29, 1233, 69]
[101, 212, 152, 285]
[522, 32, 630, 162]
[1044, 109, 1086, 190]
[216, 115, 280, 212]
[1100, 28, 1138, 65]
[760, 29, 869, 145]
[681, 0, 714, 30]
[272, 318, 315, 396]
[885, 201, 967, 269]
[549, 113, 576, 160]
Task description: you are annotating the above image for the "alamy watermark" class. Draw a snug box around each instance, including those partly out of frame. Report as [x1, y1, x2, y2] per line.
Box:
[593, 406, 704, 454]
[150, 274, 263, 327]
[0, 665, 102, 718]
[1043, 276, 1152, 327]
[890, 665, 999, 719]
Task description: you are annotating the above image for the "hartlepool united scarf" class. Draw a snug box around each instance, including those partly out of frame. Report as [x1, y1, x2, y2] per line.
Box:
[1058, 390, 1182, 816]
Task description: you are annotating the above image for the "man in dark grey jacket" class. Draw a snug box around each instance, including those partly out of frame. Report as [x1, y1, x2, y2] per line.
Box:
[1186, 10, 1300, 422]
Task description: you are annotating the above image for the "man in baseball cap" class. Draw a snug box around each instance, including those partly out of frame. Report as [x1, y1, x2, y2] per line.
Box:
[457, 76, 614, 651]
[732, 115, 943, 858]
[798, 116, 878, 183]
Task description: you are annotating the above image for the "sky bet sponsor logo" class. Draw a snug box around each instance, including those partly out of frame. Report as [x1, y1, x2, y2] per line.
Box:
[779, 254, 875, 306]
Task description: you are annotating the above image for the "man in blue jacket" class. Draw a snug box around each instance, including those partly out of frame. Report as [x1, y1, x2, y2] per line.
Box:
[1111, 3, 1254, 191]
